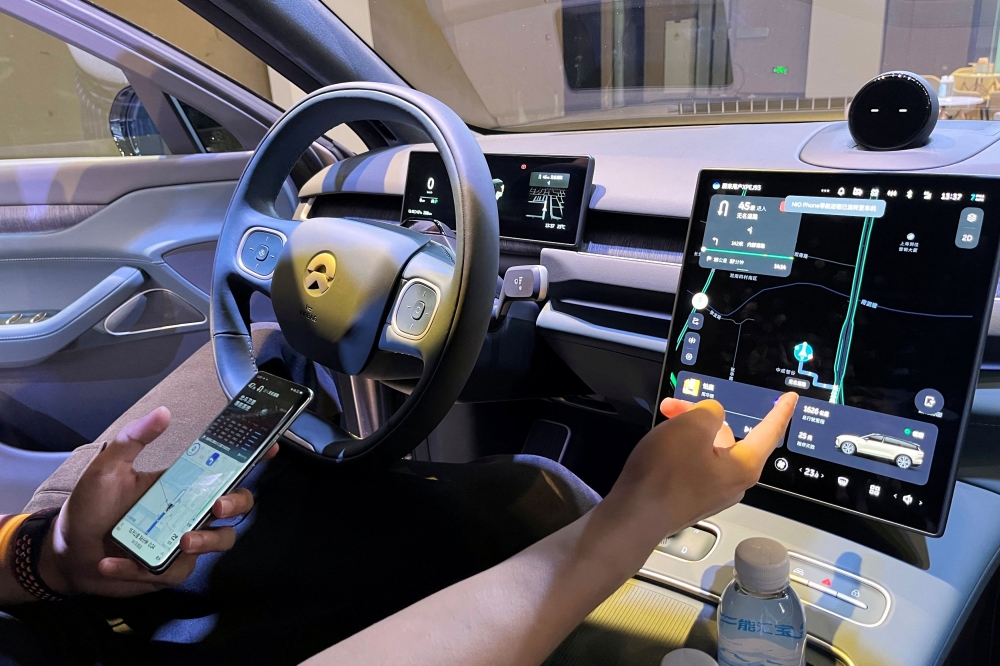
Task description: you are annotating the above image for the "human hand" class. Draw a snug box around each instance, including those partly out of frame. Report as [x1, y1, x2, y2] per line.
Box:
[602, 394, 797, 548]
[38, 407, 276, 597]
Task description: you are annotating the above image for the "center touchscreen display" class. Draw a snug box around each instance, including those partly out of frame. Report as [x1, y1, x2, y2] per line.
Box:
[657, 170, 1000, 535]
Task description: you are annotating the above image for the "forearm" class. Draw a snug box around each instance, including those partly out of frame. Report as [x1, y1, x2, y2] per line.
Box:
[304, 494, 669, 666]
[0, 514, 36, 605]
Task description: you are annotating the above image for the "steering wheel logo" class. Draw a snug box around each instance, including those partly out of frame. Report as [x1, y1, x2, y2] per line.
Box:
[303, 252, 337, 296]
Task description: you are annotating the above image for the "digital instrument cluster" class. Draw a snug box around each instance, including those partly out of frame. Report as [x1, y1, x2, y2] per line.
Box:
[403, 152, 594, 246]
[658, 170, 1000, 535]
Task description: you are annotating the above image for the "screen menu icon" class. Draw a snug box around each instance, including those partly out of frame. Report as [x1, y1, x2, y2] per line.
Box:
[956, 207, 984, 249]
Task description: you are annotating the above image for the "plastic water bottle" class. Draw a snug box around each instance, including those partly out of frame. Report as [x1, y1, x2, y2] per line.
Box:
[717, 538, 806, 666]
[939, 75, 955, 98]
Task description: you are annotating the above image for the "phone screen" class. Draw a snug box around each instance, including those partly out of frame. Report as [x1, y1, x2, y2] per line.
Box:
[112, 373, 312, 569]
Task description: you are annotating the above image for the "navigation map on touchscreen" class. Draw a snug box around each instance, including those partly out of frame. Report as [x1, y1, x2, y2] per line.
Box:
[660, 172, 1000, 534]
[676, 189, 969, 472]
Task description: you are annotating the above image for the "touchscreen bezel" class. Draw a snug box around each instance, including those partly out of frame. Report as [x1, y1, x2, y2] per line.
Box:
[403, 151, 595, 247]
[656, 169, 1000, 536]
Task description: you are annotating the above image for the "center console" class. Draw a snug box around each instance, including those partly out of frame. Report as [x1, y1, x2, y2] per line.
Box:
[544, 169, 1000, 666]
[612, 481, 1000, 666]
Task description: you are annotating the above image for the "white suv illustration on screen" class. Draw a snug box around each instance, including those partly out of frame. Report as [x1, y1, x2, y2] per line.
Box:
[835, 433, 925, 469]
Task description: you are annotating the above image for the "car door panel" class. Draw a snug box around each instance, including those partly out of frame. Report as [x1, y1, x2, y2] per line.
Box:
[0, 155, 248, 451]
[0, 329, 209, 452]
[0, 0, 342, 515]
[0, 443, 69, 513]
[0, 266, 143, 367]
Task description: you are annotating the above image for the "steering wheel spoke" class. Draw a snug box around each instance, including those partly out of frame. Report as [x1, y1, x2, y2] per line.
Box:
[378, 242, 457, 363]
[282, 411, 360, 458]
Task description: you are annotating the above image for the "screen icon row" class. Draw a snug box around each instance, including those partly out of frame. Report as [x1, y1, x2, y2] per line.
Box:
[772, 458, 921, 507]
[824, 187, 985, 202]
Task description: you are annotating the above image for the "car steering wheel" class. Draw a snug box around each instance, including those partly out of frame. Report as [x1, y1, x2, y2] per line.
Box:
[211, 82, 499, 467]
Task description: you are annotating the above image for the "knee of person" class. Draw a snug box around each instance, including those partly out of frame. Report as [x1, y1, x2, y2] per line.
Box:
[22, 442, 104, 513]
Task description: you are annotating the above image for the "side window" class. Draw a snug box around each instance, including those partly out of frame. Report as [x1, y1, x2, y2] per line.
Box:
[172, 99, 243, 153]
[92, 0, 368, 154]
[0, 12, 167, 159]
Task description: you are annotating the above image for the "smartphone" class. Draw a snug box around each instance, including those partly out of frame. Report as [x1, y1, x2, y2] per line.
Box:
[111, 372, 313, 573]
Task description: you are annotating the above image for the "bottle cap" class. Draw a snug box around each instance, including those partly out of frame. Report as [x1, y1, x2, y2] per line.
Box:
[660, 648, 718, 666]
[734, 537, 790, 595]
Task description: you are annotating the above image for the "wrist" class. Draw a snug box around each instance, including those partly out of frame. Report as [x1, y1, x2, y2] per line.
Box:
[591, 491, 666, 578]
[593, 486, 683, 568]
[0, 515, 35, 604]
[37, 510, 72, 597]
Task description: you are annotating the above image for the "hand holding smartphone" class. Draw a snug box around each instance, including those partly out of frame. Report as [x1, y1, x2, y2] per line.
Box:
[111, 372, 313, 573]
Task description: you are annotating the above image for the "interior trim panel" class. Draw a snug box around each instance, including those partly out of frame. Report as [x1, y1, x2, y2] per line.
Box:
[537, 303, 667, 355]
[541, 248, 680, 291]
[0, 443, 69, 515]
[0, 153, 248, 205]
[0, 204, 105, 234]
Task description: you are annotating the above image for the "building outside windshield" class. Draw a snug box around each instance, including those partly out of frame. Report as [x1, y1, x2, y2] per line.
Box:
[323, 0, 1000, 131]
[10, 0, 1000, 152]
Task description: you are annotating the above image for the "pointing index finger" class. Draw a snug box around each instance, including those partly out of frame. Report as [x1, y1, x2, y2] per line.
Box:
[732, 392, 798, 469]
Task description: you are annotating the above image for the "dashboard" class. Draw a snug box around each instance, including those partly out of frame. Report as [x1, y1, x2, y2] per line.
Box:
[296, 119, 1000, 666]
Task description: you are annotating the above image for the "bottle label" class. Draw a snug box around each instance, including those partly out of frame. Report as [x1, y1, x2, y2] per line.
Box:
[718, 612, 805, 666]
[719, 614, 803, 638]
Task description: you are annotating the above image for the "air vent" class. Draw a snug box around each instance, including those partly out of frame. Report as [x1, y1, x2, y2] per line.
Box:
[583, 210, 687, 263]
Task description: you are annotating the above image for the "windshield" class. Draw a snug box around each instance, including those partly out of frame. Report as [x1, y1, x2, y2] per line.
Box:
[326, 0, 1000, 131]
